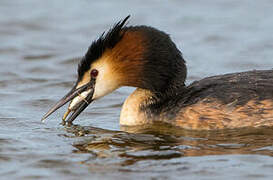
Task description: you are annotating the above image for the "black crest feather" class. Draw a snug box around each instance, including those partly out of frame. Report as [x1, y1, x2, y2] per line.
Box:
[78, 15, 130, 79]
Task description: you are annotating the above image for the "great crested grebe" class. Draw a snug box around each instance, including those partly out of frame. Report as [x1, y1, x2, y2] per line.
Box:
[42, 16, 273, 130]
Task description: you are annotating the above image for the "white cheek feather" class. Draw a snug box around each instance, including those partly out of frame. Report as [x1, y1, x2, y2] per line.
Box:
[69, 89, 91, 110]
[92, 62, 120, 100]
[92, 78, 119, 100]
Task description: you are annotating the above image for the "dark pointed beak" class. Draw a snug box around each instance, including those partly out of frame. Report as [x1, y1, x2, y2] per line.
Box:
[42, 77, 96, 125]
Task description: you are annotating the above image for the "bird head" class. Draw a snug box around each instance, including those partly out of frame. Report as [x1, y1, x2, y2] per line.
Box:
[42, 15, 186, 125]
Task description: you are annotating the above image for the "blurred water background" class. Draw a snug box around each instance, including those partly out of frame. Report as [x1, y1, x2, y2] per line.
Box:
[1, 0, 273, 179]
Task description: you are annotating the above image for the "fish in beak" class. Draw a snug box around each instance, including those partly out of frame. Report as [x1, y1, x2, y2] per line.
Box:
[41, 77, 96, 125]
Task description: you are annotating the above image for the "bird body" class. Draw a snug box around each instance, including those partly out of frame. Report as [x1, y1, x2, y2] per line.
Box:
[121, 70, 273, 130]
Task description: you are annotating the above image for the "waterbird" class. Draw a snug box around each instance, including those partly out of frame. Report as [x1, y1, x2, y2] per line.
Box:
[42, 16, 273, 130]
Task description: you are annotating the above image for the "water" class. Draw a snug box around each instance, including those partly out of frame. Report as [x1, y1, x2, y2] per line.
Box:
[1, 0, 273, 179]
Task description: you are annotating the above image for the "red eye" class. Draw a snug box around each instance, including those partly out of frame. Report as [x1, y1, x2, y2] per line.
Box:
[91, 69, 98, 77]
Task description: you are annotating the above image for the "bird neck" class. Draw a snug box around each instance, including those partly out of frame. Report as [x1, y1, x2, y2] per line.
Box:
[120, 88, 153, 126]
[120, 82, 187, 126]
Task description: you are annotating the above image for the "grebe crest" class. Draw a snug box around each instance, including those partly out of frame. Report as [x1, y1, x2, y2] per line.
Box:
[42, 16, 273, 130]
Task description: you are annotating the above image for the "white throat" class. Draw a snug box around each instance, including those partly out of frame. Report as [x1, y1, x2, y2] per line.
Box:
[120, 88, 154, 126]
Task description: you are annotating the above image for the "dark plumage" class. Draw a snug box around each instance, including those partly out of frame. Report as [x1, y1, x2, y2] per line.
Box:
[154, 69, 273, 117]
[135, 26, 187, 94]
